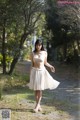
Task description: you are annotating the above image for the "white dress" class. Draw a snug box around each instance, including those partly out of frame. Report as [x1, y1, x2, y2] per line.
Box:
[27, 51, 60, 90]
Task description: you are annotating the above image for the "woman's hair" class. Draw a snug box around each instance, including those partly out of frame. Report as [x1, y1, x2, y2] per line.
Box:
[34, 39, 44, 52]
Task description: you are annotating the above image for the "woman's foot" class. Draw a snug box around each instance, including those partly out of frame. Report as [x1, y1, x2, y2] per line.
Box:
[38, 106, 42, 112]
[33, 108, 38, 113]
[33, 104, 42, 112]
[37, 105, 42, 112]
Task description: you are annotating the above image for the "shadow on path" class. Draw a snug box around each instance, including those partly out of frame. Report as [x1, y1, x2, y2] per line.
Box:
[13, 61, 80, 119]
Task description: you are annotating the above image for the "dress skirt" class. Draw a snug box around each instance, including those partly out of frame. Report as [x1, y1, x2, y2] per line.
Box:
[27, 67, 60, 90]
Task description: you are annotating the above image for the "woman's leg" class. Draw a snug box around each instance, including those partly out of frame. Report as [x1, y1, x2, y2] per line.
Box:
[35, 91, 38, 106]
[34, 90, 42, 112]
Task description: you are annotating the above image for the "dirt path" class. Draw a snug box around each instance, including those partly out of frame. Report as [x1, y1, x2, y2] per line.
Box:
[15, 60, 80, 120]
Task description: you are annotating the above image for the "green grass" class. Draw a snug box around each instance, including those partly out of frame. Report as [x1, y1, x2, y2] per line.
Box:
[0, 72, 30, 99]
[0, 72, 34, 110]
[0, 72, 78, 120]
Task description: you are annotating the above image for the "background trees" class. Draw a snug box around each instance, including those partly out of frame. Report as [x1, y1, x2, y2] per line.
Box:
[45, 0, 80, 63]
[0, 0, 44, 74]
[0, 0, 80, 75]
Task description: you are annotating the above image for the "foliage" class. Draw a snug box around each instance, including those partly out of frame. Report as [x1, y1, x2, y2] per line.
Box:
[45, 0, 80, 62]
[45, 0, 80, 45]
[0, 0, 45, 74]
[0, 54, 3, 64]
[0, 53, 13, 65]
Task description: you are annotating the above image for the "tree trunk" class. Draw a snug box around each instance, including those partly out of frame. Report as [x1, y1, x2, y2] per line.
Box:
[8, 57, 19, 75]
[8, 33, 29, 74]
[77, 39, 80, 52]
[63, 36, 67, 61]
[63, 42, 67, 60]
[2, 26, 6, 74]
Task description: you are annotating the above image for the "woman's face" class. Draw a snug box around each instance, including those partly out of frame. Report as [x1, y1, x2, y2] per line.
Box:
[36, 43, 42, 51]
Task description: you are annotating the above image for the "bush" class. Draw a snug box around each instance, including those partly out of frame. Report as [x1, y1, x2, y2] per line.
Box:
[6, 55, 13, 66]
[0, 53, 3, 65]
[0, 53, 13, 66]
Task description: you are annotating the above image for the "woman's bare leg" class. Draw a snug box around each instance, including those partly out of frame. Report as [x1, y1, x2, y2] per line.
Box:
[34, 90, 42, 112]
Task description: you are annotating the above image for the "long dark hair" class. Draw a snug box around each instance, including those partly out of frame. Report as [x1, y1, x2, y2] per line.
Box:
[34, 39, 44, 53]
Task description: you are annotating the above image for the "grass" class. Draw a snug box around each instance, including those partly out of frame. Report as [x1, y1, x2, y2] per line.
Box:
[0, 71, 31, 100]
[0, 72, 35, 119]
[0, 77, 5, 99]
[0, 70, 79, 120]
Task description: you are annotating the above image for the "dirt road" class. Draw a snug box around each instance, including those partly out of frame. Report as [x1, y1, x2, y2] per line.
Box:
[15, 60, 80, 120]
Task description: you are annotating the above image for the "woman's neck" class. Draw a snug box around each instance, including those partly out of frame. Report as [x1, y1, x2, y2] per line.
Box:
[36, 50, 41, 53]
[34, 50, 44, 54]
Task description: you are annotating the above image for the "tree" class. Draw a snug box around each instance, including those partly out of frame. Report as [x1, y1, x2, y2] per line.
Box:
[0, 0, 44, 74]
[45, 0, 80, 61]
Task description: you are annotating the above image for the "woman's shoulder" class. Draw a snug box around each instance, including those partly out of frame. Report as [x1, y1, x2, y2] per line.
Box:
[41, 50, 47, 56]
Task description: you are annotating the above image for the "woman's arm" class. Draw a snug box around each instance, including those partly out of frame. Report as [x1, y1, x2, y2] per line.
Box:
[30, 52, 34, 67]
[44, 51, 55, 72]
[29, 52, 34, 73]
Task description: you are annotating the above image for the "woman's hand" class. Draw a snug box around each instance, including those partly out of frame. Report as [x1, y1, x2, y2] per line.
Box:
[50, 66, 55, 73]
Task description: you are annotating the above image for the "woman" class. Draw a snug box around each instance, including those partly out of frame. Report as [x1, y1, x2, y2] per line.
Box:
[27, 39, 60, 112]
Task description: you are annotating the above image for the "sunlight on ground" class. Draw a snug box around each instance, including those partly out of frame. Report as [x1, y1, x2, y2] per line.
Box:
[0, 63, 79, 120]
[0, 87, 78, 120]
